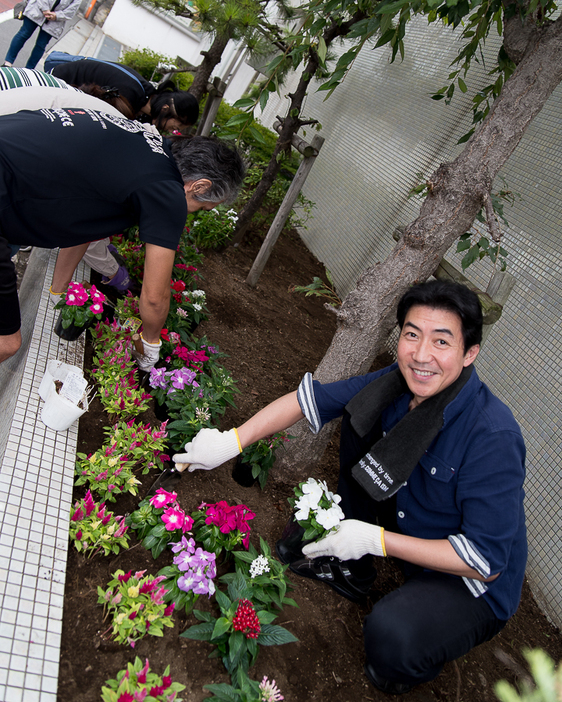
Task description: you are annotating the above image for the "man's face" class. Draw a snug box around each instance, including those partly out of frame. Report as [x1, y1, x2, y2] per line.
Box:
[397, 304, 479, 407]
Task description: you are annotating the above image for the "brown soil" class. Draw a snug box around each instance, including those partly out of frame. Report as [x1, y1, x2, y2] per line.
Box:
[57, 229, 562, 702]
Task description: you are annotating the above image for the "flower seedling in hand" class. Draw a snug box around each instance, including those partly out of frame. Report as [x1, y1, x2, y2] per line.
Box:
[98, 569, 175, 647]
[54, 281, 107, 329]
[288, 477, 345, 542]
[237, 432, 291, 489]
[68, 489, 129, 557]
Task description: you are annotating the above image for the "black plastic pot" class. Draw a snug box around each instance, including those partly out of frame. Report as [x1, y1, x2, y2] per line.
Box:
[231, 456, 258, 487]
[54, 313, 92, 341]
[153, 401, 170, 423]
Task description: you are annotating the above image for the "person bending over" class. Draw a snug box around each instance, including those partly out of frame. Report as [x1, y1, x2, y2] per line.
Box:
[171, 280, 527, 695]
[0, 109, 244, 369]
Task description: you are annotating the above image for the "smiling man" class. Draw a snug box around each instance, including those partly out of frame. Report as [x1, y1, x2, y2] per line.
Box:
[0, 108, 245, 367]
[172, 279, 527, 694]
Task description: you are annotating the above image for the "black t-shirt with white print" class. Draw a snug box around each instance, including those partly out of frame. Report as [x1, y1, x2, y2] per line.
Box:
[0, 108, 187, 249]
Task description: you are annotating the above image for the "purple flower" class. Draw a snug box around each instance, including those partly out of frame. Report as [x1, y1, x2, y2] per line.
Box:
[148, 367, 168, 390]
[171, 536, 195, 554]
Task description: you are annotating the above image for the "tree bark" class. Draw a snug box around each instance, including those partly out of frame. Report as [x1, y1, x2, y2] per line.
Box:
[189, 34, 230, 102]
[274, 13, 562, 485]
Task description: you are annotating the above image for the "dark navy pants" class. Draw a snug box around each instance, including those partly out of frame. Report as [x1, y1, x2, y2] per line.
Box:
[363, 570, 506, 685]
[5, 17, 52, 69]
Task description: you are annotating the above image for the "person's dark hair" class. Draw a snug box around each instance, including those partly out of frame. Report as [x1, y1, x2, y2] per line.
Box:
[396, 279, 483, 351]
[150, 82, 199, 130]
[171, 136, 246, 205]
[77, 83, 136, 119]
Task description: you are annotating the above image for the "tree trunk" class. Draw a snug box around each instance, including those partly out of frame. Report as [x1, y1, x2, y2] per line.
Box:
[189, 34, 230, 102]
[274, 13, 562, 485]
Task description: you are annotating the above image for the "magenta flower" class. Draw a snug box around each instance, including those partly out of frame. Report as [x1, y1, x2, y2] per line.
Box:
[162, 507, 185, 532]
[89, 284, 106, 304]
[163, 603, 175, 617]
[89, 301, 104, 315]
[117, 570, 132, 583]
[149, 488, 177, 509]
[117, 693, 134, 702]
[71, 505, 84, 522]
[75, 529, 82, 540]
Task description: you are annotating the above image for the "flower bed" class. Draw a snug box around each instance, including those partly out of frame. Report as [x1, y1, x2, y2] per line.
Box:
[57, 229, 562, 702]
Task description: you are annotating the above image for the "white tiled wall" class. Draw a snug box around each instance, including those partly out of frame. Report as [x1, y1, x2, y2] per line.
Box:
[0, 252, 87, 702]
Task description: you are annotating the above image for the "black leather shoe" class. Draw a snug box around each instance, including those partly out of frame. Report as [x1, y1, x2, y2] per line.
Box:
[364, 663, 414, 695]
[275, 514, 307, 564]
[289, 556, 376, 603]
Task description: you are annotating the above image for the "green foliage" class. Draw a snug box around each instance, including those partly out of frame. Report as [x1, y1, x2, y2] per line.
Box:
[101, 657, 186, 702]
[97, 569, 175, 646]
[290, 269, 341, 307]
[221, 537, 298, 611]
[120, 47, 194, 90]
[237, 432, 291, 489]
[186, 207, 240, 249]
[180, 573, 298, 677]
[495, 649, 562, 702]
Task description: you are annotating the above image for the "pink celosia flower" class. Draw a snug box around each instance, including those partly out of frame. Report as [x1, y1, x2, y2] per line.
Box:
[136, 659, 150, 684]
[118, 570, 132, 583]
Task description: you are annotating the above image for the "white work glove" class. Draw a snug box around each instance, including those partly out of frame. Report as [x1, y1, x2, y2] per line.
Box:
[49, 286, 64, 308]
[302, 519, 386, 561]
[172, 427, 241, 472]
[132, 336, 162, 372]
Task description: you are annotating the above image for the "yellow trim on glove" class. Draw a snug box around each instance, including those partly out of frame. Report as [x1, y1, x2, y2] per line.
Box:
[233, 427, 242, 454]
[380, 528, 387, 557]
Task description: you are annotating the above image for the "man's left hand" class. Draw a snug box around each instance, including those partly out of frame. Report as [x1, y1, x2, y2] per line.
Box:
[302, 519, 386, 560]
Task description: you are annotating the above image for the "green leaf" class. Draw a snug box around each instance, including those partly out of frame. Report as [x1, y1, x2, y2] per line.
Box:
[259, 90, 269, 113]
[232, 98, 254, 111]
[461, 245, 480, 270]
[456, 239, 471, 252]
[317, 37, 327, 64]
[215, 589, 231, 612]
[180, 621, 215, 641]
[228, 630, 245, 661]
[258, 623, 299, 646]
[225, 114, 251, 128]
[212, 617, 232, 640]
[257, 610, 277, 624]
[458, 77, 468, 92]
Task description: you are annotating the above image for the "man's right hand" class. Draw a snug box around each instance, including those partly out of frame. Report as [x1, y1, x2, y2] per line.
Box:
[172, 427, 241, 472]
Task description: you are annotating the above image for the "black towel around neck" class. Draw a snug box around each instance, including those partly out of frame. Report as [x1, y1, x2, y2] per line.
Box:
[347, 365, 473, 501]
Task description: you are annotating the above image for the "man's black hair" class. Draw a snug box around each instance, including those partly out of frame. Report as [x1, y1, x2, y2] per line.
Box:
[396, 279, 483, 351]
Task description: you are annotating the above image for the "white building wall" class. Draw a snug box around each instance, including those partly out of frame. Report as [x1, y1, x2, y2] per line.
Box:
[258, 17, 562, 627]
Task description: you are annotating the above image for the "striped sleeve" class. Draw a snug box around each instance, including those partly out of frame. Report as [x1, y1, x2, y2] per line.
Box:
[0, 67, 76, 90]
[448, 533, 491, 598]
[297, 372, 322, 434]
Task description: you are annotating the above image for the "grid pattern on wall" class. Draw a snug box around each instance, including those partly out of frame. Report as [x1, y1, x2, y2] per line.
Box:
[259, 18, 562, 625]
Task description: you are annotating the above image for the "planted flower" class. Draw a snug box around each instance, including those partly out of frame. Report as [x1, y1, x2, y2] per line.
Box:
[288, 477, 345, 542]
[234, 432, 291, 489]
[75, 420, 168, 502]
[126, 489, 194, 559]
[101, 657, 186, 702]
[191, 501, 255, 557]
[221, 537, 297, 612]
[98, 569, 175, 647]
[203, 670, 284, 702]
[181, 573, 297, 676]
[54, 281, 107, 329]
[68, 489, 129, 557]
[158, 536, 217, 614]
